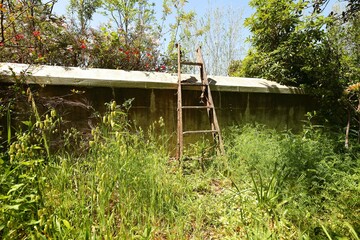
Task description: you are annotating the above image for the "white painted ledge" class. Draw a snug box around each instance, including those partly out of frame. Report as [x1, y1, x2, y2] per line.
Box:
[0, 62, 304, 94]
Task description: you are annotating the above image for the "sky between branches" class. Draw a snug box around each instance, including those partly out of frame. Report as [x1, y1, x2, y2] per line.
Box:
[53, 0, 341, 57]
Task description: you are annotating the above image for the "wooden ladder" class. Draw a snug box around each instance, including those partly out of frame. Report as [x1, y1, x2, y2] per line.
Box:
[176, 44, 225, 160]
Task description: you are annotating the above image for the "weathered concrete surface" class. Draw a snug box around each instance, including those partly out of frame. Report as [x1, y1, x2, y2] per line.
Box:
[0, 63, 313, 152]
[0, 62, 304, 94]
[10, 86, 310, 149]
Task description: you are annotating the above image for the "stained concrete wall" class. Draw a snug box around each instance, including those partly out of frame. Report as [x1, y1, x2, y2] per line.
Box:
[31, 85, 311, 134]
[0, 63, 314, 151]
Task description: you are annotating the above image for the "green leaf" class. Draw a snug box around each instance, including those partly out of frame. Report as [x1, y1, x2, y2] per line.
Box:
[62, 219, 72, 230]
[321, 224, 333, 240]
[19, 174, 36, 181]
[11, 194, 37, 203]
[345, 222, 360, 240]
[3, 204, 21, 210]
[0, 195, 10, 200]
[27, 220, 41, 225]
[22, 121, 32, 127]
[7, 183, 24, 194]
[19, 159, 44, 166]
[11, 197, 27, 203]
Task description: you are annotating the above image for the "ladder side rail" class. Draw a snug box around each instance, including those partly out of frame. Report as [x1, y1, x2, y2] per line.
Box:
[196, 47, 225, 155]
[206, 84, 225, 155]
[176, 44, 183, 160]
[196, 48, 208, 102]
[195, 47, 209, 85]
[207, 89, 225, 155]
[196, 47, 216, 130]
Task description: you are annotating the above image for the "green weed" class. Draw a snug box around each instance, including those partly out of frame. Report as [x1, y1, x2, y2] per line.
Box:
[225, 124, 360, 239]
[1, 98, 359, 239]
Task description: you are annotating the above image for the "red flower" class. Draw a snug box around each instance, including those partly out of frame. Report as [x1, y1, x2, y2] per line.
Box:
[133, 49, 140, 55]
[125, 50, 130, 55]
[119, 48, 123, 52]
[15, 34, 24, 41]
[146, 53, 153, 59]
[80, 42, 86, 49]
[0, 42, 4, 47]
[33, 31, 40, 37]
[161, 65, 166, 70]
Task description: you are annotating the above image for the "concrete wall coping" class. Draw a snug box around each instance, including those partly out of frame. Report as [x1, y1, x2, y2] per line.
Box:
[0, 62, 304, 94]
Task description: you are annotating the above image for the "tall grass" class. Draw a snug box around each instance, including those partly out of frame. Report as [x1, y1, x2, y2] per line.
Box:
[38, 102, 192, 239]
[224, 124, 360, 239]
[1, 100, 359, 239]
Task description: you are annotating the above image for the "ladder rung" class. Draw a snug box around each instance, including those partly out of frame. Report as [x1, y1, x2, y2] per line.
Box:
[181, 61, 203, 66]
[183, 130, 219, 135]
[182, 106, 213, 109]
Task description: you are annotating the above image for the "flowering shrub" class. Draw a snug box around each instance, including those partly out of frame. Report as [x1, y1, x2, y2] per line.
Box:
[0, 1, 168, 71]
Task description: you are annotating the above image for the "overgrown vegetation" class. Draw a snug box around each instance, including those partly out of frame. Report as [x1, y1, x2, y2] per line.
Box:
[1, 0, 359, 238]
[1, 89, 359, 238]
[0, 0, 197, 71]
[230, 0, 360, 131]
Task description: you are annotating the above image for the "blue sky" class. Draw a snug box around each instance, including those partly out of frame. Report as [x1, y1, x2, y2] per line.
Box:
[53, 0, 254, 58]
[52, 0, 341, 28]
[52, 0, 341, 60]
[52, 0, 254, 34]
[53, 0, 254, 21]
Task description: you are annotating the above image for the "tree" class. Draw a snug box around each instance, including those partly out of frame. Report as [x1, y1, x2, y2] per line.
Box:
[178, 5, 245, 76]
[159, 0, 197, 65]
[245, 0, 304, 53]
[228, 60, 242, 76]
[313, 0, 360, 20]
[0, 0, 65, 64]
[330, 10, 360, 146]
[235, 0, 349, 125]
[102, 0, 157, 46]
[68, 0, 102, 34]
[0, 0, 202, 72]
[0, 0, 164, 70]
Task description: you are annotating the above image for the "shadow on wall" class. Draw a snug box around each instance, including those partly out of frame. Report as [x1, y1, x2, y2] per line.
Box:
[0, 83, 314, 153]
[260, 82, 305, 94]
[181, 76, 217, 85]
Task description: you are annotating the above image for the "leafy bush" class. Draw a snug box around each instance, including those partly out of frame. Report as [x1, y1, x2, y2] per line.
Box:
[225, 124, 360, 239]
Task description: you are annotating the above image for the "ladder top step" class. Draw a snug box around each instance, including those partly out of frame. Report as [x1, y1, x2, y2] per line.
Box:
[182, 106, 213, 109]
[181, 61, 203, 66]
[183, 130, 219, 135]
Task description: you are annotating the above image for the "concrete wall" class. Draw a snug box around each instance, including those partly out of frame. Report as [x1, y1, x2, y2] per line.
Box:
[0, 63, 314, 152]
[32, 85, 312, 135]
